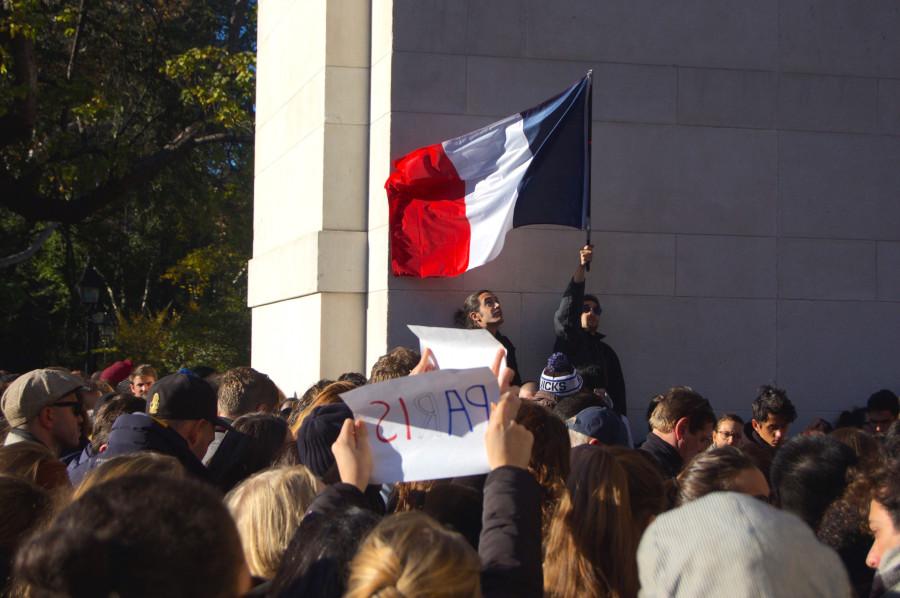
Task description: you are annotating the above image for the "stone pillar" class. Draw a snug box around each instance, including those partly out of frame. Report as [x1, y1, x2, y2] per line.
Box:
[249, 0, 371, 396]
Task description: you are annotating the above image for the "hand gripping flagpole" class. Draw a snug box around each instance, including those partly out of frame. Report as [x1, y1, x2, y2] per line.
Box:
[583, 70, 593, 272]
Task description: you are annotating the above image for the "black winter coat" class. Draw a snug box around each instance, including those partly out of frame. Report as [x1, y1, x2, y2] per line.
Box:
[639, 432, 684, 480]
[70, 412, 211, 483]
[553, 278, 627, 415]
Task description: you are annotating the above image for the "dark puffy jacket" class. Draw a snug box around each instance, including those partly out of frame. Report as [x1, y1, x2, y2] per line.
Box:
[66, 444, 99, 486]
[68, 413, 210, 484]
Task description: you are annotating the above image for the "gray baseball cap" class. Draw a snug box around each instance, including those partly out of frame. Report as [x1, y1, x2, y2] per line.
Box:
[1, 369, 87, 428]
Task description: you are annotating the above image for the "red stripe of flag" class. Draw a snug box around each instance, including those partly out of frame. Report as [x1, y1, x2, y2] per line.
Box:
[386, 143, 470, 277]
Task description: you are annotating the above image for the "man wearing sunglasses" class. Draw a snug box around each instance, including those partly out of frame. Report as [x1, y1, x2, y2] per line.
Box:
[1, 368, 87, 457]
[553, 245, 627, 416]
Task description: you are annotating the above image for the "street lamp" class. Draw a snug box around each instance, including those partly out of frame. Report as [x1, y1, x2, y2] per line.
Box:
[77, 266, 104, 373]
[77, 266, 102, 306]
[98, 313, 117, 345]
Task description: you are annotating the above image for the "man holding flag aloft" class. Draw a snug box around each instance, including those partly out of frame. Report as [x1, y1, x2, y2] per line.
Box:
[553, 244, 627, 417]
[385, 71, 597, 399]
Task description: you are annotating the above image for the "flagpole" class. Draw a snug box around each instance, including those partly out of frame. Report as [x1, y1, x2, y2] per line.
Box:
[583, 70, 593, 272]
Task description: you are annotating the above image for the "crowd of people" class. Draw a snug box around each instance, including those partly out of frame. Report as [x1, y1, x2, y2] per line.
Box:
[0, 246, 897, 597]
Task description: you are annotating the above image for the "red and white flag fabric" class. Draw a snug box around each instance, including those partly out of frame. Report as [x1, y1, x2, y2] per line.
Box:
[386, 73, 593, 278]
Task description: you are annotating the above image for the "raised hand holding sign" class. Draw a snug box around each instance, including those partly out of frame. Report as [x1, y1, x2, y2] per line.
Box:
[339, 367, 499, 484]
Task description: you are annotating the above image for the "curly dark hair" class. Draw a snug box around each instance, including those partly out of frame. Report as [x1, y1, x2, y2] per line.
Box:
[751, 385, 797, 423]
[872, 460, 900, 530]
[883, 421, 900, 461]
[830, 427, 883, 475]
[817, 470, 875, 598]
[368, 347, 420, 383]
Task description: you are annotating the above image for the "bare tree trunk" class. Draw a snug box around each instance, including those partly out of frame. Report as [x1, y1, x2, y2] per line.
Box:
[91, 264, 121, 317]
[140, 263, 153, 313]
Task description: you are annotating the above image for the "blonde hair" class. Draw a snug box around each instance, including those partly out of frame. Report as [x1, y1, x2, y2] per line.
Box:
[289, 381, 356, 437]
[0, 441, 70, 493]
[73, 452, 184, 499]
[0, 441, 57, 482]
[346, 512, 481, 598]
[225, 465, 319, 579]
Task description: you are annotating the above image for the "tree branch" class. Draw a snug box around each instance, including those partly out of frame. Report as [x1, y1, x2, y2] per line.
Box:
[66, 0, 88, 81]
[192, 132, 253, 145]
[0, 223, 60, 268]
[90, 263, 121, 316]
[227, 0, 250, 53]
[140, 260, 153, 313]
[0, 121, 250, 224]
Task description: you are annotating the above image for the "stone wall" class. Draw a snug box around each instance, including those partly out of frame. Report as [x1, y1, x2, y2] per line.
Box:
[256, 0, 900, 428]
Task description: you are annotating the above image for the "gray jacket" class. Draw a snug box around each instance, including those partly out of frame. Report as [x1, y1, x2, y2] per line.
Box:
[638, 492, 852, 598]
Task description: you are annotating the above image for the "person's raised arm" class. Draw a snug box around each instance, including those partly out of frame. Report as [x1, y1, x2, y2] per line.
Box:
[554, 245, 592, 338]
[572, 244, 592, 284]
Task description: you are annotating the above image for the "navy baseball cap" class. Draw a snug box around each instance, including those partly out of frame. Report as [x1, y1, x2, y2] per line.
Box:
[568, 406, 629, 447]
[146, 372, 232, 429]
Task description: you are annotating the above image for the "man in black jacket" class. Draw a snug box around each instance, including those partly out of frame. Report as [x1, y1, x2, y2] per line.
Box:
[742, 385, 797, 480]
[553, 245, 627, 415]
[80, 371, 230, 482]
[640, 386, 715, 480]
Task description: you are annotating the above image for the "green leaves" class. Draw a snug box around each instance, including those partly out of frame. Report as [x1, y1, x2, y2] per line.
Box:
[163, 46, 255, 128]
[0, 0, 257, 372]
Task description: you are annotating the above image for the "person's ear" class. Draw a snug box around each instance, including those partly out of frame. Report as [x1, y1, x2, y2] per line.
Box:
[673, 416, 690, 443]
[184, 420, 202, 446]
[35, 406, 54, 430]
[751, 419, 762, 434]
[469, 311, 482, 325]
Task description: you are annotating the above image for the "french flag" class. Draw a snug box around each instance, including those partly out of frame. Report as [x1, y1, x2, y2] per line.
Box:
[386, 73, 592, 278]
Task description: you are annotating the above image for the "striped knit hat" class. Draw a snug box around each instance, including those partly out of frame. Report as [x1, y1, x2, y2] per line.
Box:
[539, 352, 583, 398]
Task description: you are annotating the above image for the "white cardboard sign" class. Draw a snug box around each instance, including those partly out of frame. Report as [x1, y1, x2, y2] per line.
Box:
[339, 367, 498, 484]
[408, 325, 506, 371]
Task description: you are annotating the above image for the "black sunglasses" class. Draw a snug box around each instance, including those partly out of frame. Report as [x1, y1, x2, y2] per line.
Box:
[581, 304, 601, 315]
[50, 401, 84, 416]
